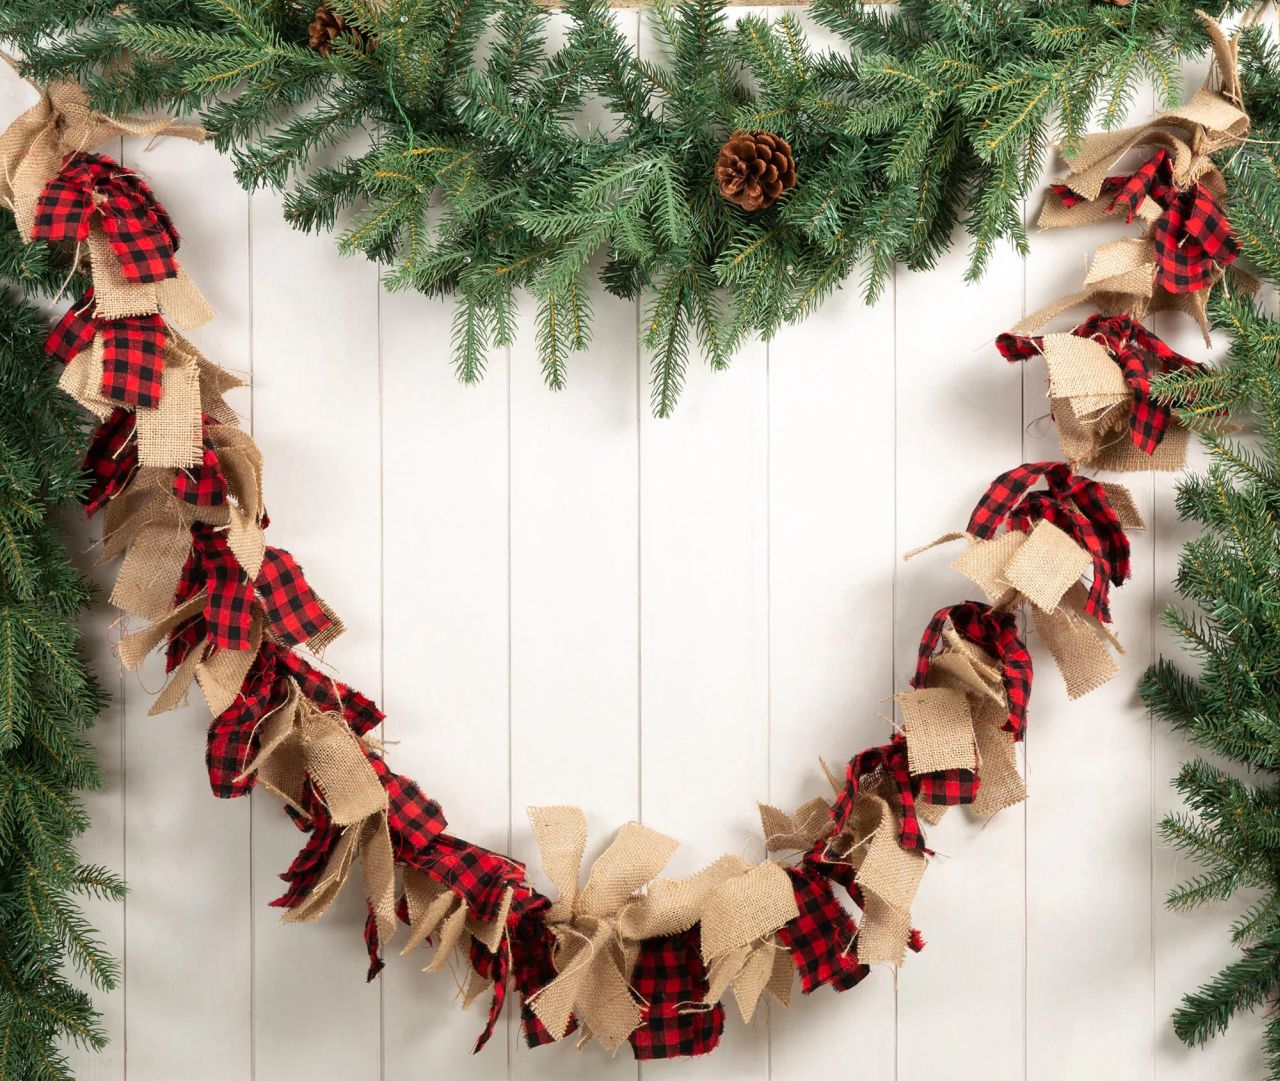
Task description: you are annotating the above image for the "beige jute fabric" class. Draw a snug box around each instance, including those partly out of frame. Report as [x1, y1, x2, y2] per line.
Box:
[1011, 237, 1157, 339]
[758, 797, 833, 852]
[1040, 333, 1129, 409]
[86, 225, 214, 326]
[525, 807, 677, 1050]
[400, 869, 460, 956]
[59, 338, 117, 420]
[1001, 519, 1092, 614]
[227, 505, 266, 580]
[1032, 600, 1120, 699]
[898, 687, 976, 776]
[236, 681, 307, 811]
[136, 357, 204, 468]
[110, 521, 193, 619]
[950, 531, 1025, 604]
[698, 860, 798, 962]
[298, 703, 388, 826]
[617, 854, 750, 941]
[971, 724, 1026, 816]
[924, 647, 1004, 710]
[1101, 482, 1146, 530]
[1095, 422, 1190, 472]
[826, 790, 925, 966]
[206, 424, 265, 522]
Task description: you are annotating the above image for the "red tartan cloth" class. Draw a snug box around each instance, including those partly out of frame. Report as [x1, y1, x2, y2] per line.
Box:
[966, 462, 1129, 622]
[33, 151, 181, 284]
[996, 313, 1201, 456]
[1050, 149, 1238, 294]
[629, 927, 725, 1059]
[45, 288, 168, 409]
[912, 600, 1032, 737]
[776, 866, 869, 993]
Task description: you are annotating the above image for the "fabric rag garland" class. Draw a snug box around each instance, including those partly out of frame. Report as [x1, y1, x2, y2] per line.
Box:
[0, 14, 1244, 1061]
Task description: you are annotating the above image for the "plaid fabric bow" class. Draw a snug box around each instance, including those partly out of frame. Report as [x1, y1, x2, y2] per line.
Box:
[966, 462, 1129, 622]
[831, 735, 924, 851]
[46, 288, 168, 409]
[33, 151, 181, 284]
[1051, 149, 1238, 294]
[911, 600, 1032, 737]
[997, 313, 1200, 455]
[629, 927, 725, 1060]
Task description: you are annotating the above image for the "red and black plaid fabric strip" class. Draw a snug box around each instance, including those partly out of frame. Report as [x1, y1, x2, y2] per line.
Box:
[912, 601, 1032, 737]
[191, 524, 255, 651]
[45, 292, 96, 364]
[1051, 150, 1237, 294]
[831, 735, 923, 851]
[255, 547, 336, 648]
[82, 408, 138, 516]
[271, 799, 340, 910]
[363, 904, 386, 982]
[998, 314, 1200, 455]
[914, 768, 979, 806]
[510, 912, 564, 1048]
[776, 866, 869, 994]
[630, 927, 725, 1060]
[402, 832, 529, 922]
[269, 642, 384, 735]
[33, 152, 181, 284]
[206, 648, 286, 798]
[966, 461, 1129, 622]
[45, 288, 170, 407]
[173, 443, 229, 507]
[468, 935, 511, 1052]
[367, 755, 448, 855]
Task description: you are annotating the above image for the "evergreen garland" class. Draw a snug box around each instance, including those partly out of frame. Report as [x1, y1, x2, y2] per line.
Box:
[0, 219, 122, 1081]
[0, 0, 1255, 413]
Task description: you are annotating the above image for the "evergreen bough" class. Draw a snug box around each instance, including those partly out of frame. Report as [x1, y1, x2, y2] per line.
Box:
[0, 219, 122, 1081]
[0, 0, 1255, 413]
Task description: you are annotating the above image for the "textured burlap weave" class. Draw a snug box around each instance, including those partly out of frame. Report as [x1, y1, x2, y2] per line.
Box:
[1001, 519, 1092, 614]
[136, 356, 204, 468]
[898, 687, 976, 776]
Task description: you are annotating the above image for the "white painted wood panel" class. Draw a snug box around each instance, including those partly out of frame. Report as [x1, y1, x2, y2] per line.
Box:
[5, 23, 1261, 1079]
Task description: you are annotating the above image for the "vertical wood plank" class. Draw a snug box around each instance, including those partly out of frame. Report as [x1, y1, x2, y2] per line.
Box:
[117, 134, 254, 1080]
[249, 190, 383, 1079]
[379, 287, 513, 1075]
[634, 19, 770, 1075]
[1022, 163, 1154, 1079]
[767, 281, 897, 1081]
[894, 241, 1026, 1078]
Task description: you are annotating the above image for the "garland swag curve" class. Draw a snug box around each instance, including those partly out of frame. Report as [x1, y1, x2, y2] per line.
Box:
[0, 0, 1262, 415]
[0, 15, 1261, 1064]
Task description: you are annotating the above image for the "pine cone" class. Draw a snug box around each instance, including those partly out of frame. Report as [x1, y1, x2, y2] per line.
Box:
[307, 3, 374, 55]
[715, 131, 796, 212]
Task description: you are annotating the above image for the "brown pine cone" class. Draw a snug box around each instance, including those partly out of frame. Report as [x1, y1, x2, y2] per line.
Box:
[307, 3, 374, 55]
[715, 131, 797, 212]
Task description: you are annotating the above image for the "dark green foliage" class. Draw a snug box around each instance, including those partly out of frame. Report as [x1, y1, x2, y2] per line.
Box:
[0, 217, 121, 1081]
[0, 0, 1252, 412]
[1143, 46, 1280, 1069]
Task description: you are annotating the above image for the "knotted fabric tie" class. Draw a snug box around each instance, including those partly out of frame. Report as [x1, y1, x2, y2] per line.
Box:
[32, 151, 180, 283]
[966, 462, 1129, 622]
[997, 313, 1200, 455]
[911, 600, 1032, 737]
[1051, 149, 1238, 294]
[45, 288, 168, 408]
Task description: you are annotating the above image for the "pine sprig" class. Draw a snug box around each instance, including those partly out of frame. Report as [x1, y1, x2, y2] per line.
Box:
[0, 0, 1252, 413]
[0, 223, 118, 1081]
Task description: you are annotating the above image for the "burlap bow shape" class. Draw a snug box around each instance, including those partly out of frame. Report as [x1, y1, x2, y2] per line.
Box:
[523, 807, 802, 1050]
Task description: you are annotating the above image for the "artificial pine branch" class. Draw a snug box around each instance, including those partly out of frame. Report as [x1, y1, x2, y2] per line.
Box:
[0, 0, 1256, 412]
[0, 220, 121, 1081]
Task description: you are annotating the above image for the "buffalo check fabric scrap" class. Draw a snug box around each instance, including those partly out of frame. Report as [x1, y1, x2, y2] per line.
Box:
[966, 461, 1130, 622]
[776, 866, 870, 994]
[33, 151, 181, 284]
[630, 927, 725, 1059]
[831, 735, 925, 851]
[46, 289, 169, 408]
[912, 600, 1032, 737]
[996, 313, 1200, 455]
[255, 547, 337, 648]
[82, 408, 139, 515]
[1050, 148, 1239, 294]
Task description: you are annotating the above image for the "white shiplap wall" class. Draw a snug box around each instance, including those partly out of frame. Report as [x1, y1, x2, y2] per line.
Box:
[1, 13, 1271, 1079]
